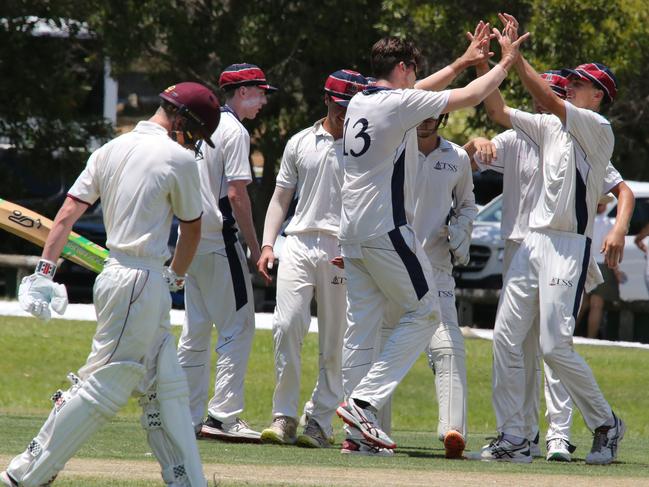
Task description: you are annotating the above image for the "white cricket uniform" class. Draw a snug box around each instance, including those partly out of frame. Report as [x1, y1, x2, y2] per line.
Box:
[492, 102, 617, 438]
[339, 87, 449, 410]
[412, 138, 477, 439]
[269, 120, 346, 434]
[177, 106, 256, 425]
[477, 131, 622, 442]
[7, 121, 204, 486]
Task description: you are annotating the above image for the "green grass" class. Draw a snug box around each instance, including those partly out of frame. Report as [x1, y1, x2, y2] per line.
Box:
[1, 316, 649, 485]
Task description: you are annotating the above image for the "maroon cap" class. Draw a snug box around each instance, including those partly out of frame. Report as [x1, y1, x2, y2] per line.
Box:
[160, 82, 221, 147]
[561, 63, 618, 102]
[219, 63, 278, 92]
[324, 69, 367, 107]
[540, 70, 568, 99]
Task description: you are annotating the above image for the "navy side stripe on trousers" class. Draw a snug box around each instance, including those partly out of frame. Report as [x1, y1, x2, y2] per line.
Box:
[388, 228, 429, 300]
[225, 242, 248, 311]
[572, 237, 592, 319]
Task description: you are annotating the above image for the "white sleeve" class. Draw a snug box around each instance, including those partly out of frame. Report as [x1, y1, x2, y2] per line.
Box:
[602, 162, 622, 194]
[510, 109, 545, 147]
[565, 101, 614, 167]
[275, 135, 298, 189]
[68, 150, 101, 205]
[473, 131, 515, 174]
[170, 153, 203, 222]
[223, 126, 252, 183]
[455, 150, 478, 222]
[398, 89, 451, 130]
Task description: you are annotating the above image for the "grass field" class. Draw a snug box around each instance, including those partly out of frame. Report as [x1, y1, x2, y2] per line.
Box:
[1, 316, 649, 486]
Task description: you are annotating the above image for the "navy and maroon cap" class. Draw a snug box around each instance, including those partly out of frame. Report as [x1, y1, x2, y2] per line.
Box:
[324, 69, 367, 107]
[159, 82, 221, 147]
[219, 63, 278, 92]
[561, 63, 618, 102]
[540, 70, 568, 99]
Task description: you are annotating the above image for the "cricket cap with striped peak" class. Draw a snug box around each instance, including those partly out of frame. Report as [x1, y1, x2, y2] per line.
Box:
[324, 69, 367, 107]
[540, 70, 568, 99]
[562, 63, 618, 103]
[219, 63, 278, 92]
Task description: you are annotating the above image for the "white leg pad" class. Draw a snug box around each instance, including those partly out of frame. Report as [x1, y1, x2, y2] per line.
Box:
[141, 335, 206, 487]
[427, 323, 467, 439]
[7, 362, 144, 487]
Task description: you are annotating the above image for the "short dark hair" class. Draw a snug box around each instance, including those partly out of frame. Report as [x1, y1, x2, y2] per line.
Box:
[370, 37, 422, 79]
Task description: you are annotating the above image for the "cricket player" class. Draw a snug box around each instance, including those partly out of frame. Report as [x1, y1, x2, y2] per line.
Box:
[466, 69, 633, 462]
[177, 63, 276, 443]
[335, 20, 529, 452]
[382, 115, 477, 458]
[256, 70, 367, 449]
[1, 82, 221, 487]
[474, 13, 626, 465]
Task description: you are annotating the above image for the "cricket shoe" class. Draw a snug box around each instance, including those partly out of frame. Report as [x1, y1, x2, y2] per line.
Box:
[260, 415, 298, 445]
[200, 415, 261, 443]
[340, 438, 394, 457]
[0, 472, 17, 487]
[467, 435, 532, 463]
[585, 413, 625, 465]
[443, 430, 466, 459]
[336, 398, 396, 449]
[546, 437, 576, 462]
[296, 417, 334, 448]
[530, 431, 542, 458]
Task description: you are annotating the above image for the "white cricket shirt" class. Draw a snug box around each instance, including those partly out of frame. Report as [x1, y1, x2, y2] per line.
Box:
[510, 102, 614, 239]
[195, 107, 252, 254]
[411, 137, 477, 273]
[339, 87, 450, 246]
[68, 121, 202, 263]
[276, 119, 344, 236]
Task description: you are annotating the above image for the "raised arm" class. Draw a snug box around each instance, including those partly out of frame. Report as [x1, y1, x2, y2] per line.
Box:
[443, 22, 529, 113]
[500, 13, 567, 124]
[415, 21, 494, 92]
[257, 185, 295, 284]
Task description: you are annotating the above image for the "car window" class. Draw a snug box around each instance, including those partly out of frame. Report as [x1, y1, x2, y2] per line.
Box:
[476, 196, 503, 223]
[608, 197, 649, 236]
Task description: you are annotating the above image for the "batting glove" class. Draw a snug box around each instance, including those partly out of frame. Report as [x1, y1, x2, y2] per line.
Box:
[162, 266, 186, 292]
[448, 215, 473, 266]
[18, 259, 68, 321]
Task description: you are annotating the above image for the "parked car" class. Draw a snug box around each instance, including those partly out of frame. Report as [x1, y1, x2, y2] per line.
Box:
[454, 180, 649, 302]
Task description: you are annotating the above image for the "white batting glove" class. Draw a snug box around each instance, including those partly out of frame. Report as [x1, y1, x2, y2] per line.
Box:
[448, 215, 473, 266]
[162, 266, 186, 292]
[18, 259, 68, 321]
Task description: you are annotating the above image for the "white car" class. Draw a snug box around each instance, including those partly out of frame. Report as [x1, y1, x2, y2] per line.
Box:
[455, 180, 649, 302]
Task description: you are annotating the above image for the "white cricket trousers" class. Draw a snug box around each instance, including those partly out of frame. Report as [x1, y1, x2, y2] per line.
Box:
[270, 232, 346, 434]
[380, 268, 466, 439]
[503, 239, 574, 442]
[493, 230, 612, 437]
[342, 225, 441, 410]
[177, 240, 255, 425]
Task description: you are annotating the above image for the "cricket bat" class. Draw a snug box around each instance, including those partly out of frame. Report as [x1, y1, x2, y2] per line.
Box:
[0, 197, 108, 273]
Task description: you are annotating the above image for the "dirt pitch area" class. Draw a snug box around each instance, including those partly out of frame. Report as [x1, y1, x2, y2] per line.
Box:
[2, 455, 646, 486]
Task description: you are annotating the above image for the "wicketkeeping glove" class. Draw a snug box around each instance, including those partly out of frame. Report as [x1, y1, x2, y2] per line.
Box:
[448, 214, 473, 266]
[162, 266, 186, 292]
[18, 259, 68, 321]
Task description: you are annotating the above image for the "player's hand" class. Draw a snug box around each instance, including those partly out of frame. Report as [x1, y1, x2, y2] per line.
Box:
[162, 266, 186, 292]
[18, 273, 68, 321]
[634, 235, 647, 253]
[602, 228, 625, 268]
[330, 256, 345, 270]
[448, 215, 473, 266]
[474, 138, 497, 164]
[257, 246, 275, 285]
[460, 21, 495, 68]
[493, 13, 530, 70]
